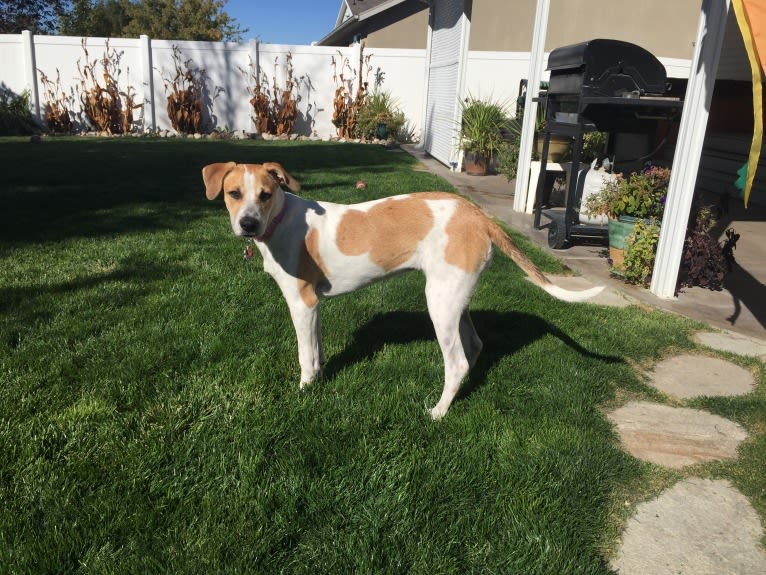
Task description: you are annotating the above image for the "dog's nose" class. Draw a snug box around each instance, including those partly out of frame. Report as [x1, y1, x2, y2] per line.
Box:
[239, 216, 260, 234]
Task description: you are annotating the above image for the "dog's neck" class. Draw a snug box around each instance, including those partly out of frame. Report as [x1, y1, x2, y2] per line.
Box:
[255, 195, 288, 242]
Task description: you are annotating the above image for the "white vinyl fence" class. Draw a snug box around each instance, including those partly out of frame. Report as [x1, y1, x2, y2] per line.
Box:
[0, 31, 690, 143]
[0, 32, 428, 139]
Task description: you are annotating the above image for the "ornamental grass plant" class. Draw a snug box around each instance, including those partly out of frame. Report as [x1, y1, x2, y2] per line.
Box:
[458, 94, 511, 161]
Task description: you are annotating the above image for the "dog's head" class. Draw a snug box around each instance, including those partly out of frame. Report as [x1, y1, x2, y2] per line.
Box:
[202, 162, 301, 238]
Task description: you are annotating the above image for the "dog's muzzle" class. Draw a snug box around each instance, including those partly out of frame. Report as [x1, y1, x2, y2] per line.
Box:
[239, 216, 261, 236]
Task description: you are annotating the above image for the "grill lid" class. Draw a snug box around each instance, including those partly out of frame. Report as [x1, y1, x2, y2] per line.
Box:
[547, 39, 668, 97]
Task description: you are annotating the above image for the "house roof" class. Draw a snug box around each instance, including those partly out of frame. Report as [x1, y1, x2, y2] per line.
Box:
[347, 0, 398, 16]
[320, 0, 419, 46]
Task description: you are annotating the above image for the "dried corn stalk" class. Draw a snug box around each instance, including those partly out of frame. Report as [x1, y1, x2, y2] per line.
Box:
[76, 38, 141, 134]
[331, 47, 371, 139]
[161, 46, 205, 134]
[241, 56, 270, 132]
[242, 51, 297, 136]
[38, 68, 72, 133]
[273, 53, 297, 136]
[251, 82, 270, 133]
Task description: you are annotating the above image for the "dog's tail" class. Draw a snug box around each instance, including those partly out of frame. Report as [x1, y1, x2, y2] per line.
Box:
[487, 220, 604, 303]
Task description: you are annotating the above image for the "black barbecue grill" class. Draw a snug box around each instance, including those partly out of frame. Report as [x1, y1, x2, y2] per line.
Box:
[532, 39, 683, 248]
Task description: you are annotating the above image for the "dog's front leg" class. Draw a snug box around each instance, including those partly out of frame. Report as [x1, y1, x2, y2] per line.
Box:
[286, 299, 323, 388]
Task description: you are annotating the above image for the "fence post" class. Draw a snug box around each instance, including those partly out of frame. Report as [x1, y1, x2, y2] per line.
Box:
[139, 34, 155, 132]
[351, 40, 362, 95]
[21, 30, 41, 122]
[248, 38, 259, 132]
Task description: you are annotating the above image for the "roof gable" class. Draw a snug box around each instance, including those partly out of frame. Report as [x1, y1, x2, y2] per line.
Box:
[324, 0, 417, 46]
[347, 0, 397, 17]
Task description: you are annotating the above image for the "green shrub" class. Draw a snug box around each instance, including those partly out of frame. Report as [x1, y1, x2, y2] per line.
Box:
[0, 87, 37, 136]
[496, 138, 521, 181]
[621, 218, 660, 285]
[356, 91, 406, 140]
[681, 206, 727, 290]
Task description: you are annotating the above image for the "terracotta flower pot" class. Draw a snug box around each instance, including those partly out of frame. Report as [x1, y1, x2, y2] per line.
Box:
[463, 151, 488, 176]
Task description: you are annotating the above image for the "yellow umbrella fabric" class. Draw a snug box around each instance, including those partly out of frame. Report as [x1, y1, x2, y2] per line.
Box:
[732, 0, 766, 207]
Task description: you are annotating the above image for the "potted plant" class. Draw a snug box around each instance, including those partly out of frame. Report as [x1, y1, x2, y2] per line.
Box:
[582, 165, 671, 270]
[458, 95, 509, 175]
[356, 90, 405, 141]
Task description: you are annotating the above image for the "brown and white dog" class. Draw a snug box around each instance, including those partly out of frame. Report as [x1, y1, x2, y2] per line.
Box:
[202, 162, 602, 419]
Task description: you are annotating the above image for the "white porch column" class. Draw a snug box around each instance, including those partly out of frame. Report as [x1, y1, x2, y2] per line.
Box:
[650, 0, 731, 298]
[513, 0, 550, 213]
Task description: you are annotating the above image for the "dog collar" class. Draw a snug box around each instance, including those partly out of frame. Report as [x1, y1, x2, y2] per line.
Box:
[254, 200, 288, 242]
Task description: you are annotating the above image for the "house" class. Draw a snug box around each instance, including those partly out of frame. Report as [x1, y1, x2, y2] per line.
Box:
[321, 1, 700, 167]
[318, 0, 430, 47]
[422, 0, 700, 168]
[321, 0, 698, 57]
[324, 0, 764, 304]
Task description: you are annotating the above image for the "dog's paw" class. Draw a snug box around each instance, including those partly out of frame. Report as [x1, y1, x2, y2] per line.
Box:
[429, 405, 447, 421]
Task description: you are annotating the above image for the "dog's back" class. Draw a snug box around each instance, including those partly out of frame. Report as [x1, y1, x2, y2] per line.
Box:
[308, 191, 601, 302]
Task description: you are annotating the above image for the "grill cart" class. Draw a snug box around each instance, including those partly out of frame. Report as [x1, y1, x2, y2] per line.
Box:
[532, 39, 684, 248]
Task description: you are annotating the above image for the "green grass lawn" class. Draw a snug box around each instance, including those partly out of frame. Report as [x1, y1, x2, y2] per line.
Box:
[0, 137, 764, 574]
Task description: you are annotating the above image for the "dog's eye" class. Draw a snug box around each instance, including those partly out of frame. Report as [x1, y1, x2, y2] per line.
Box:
[227, 190, 242, 200]
[260, 191, 272, 202]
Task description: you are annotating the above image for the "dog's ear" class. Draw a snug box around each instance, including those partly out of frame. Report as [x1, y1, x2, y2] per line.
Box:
[263, 162, 301, 193]
[202, 162, 237, 200]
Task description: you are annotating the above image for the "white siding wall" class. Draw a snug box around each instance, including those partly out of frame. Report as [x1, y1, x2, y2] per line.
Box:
[463, 50, 530, 108]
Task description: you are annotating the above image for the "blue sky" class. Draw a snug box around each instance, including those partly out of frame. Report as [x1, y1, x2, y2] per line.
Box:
[224, 0, 342, 45]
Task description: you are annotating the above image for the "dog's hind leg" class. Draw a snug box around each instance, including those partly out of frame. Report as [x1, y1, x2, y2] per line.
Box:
[425, 276, 477, 420]
[459, 310, 483, 369]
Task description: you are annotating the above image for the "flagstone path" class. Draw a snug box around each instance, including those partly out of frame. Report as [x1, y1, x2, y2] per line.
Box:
[608, 330, 766, 574]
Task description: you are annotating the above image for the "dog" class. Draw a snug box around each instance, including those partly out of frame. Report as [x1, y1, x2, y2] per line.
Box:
[202, 162, 603, 419]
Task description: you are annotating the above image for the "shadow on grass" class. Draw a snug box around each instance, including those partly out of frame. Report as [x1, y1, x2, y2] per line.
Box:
[323, 309, 623, 404]
[0, 138, 421, 248]
[0, 257, 189, 348]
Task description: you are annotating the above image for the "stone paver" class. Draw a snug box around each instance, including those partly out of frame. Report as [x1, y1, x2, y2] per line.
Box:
[648, 354, 755, 399]
[611, 478, 766, 575]
[694, 330, 766, 360]
[607, 401, 748, 469]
